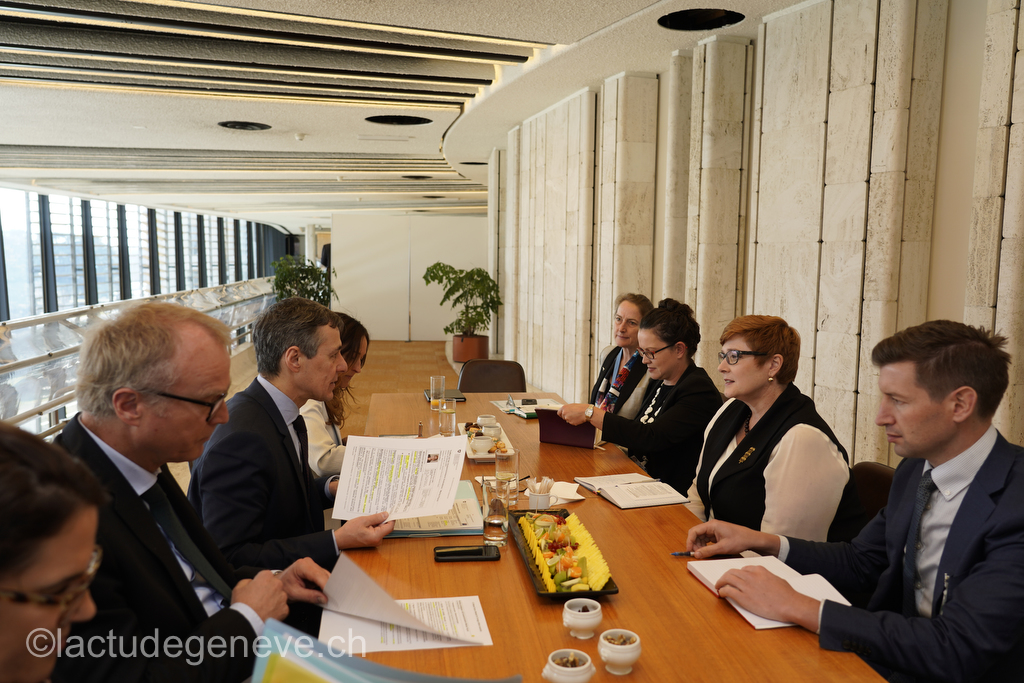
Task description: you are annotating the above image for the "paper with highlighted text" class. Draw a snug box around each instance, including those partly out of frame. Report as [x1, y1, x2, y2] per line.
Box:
[332, 435, 467, 521]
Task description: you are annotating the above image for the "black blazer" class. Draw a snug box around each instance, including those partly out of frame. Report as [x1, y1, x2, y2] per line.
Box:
[188, 379, 336, 569]
[600, 363, 721, 492]
[52, 415, 257, 683]
[589, 346, 647, 411]
[789, 434, 1024, 682]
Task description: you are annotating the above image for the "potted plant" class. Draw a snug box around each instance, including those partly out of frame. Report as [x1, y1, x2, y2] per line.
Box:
[423, 262, 502, 362]
[271, 255, 337, 308]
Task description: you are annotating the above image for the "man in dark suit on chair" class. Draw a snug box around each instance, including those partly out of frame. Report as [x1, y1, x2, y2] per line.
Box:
[188, 297, 393, 570]
[53, 303, 331, 683]
[684, 320, 1024, 683]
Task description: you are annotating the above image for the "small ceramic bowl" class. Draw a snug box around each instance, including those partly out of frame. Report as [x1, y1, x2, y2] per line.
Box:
[598, 629, 642, 675]
[476, 414, 497, 426]
[542, 649, 595, 683]
[482, 424, 502, 440]
[471, 435, 492, 454]
[562, 598, 602, 639]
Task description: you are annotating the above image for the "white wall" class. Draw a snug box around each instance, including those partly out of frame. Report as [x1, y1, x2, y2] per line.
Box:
[330, 214, 488, 341]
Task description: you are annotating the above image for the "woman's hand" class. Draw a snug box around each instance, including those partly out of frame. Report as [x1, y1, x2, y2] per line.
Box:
[558, 403, 590, 426]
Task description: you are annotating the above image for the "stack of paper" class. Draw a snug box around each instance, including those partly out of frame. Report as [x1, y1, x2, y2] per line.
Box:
[686, 555, 850, 629]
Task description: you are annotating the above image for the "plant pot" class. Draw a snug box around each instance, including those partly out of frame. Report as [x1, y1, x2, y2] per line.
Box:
[453, 334, 489, 363]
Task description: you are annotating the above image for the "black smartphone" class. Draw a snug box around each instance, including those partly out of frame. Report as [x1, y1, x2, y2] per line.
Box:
[434, 545, 501, 562]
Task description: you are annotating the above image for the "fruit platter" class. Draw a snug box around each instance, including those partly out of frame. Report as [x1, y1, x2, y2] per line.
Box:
[510, 509, 618, 600]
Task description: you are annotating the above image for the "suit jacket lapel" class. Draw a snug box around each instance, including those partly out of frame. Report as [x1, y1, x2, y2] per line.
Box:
[932, 435, 1010, 613]
[62, 418, 211, 622]
[244, 379, 312, 508]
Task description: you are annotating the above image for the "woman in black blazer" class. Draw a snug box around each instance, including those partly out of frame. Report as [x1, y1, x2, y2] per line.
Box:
[560, 299, 722, 492]
[586, 293, 654, 419]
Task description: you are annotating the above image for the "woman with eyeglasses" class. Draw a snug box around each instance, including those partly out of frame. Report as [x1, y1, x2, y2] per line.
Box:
[587, 293, 654, 420]
[684, 315, 865, 542]
[0, 423, 107, 683]
[559, 299, 722, 492]
[301, 313, 370, 476]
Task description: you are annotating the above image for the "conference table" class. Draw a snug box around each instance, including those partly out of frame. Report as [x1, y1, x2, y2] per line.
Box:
[348, 392, 881, 682]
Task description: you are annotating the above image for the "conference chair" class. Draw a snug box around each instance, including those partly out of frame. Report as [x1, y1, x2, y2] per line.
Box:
[457, 359, 527, 393]
[851, 460, 896, 522]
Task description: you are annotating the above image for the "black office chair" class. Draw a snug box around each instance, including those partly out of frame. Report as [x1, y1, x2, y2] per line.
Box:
[851, 460, 895, 522]
[457, 359, 527, 393]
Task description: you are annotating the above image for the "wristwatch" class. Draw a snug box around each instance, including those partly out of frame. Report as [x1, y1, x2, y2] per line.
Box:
[584, 405, 594, 419]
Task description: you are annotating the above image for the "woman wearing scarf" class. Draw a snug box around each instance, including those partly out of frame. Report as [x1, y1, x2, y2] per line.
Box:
[587, 293, 654, 419]
[560, 299, 721, 492]
[685, 315, 866, 542]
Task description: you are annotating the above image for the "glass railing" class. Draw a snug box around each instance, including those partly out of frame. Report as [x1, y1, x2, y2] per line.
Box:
[0, 278, 275, 437]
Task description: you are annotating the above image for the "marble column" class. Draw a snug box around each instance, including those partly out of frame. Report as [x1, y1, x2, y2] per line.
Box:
[503, 128, 521, 362]
[488, 147, 504, 356]
[660, 51, 693, 301]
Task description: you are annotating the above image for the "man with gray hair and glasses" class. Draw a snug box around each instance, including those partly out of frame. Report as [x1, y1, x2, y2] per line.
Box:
[683, 320, 1024, 683]
[53, 302, 331, 683]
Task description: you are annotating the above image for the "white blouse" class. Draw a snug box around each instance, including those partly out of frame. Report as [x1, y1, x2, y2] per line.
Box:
[300, 399, 346, 477]
[684, 399, 850, 542]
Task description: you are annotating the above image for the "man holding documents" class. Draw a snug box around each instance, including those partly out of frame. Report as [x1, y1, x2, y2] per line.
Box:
[189, 298, 393, 570]
[686, 320, 1024, 683]
[53, 303, 332, 683]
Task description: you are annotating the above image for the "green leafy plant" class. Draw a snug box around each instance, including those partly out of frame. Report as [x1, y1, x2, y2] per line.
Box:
[422, 262, 502, 336]
[270, 255, 336, 308]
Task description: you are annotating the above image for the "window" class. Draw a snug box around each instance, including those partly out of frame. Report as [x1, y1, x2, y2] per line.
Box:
[0, 189, 43, 320]
[124, 205, 151, 298]
[180, 212, 199, 290]
[49, 195, 87, 310]
[224, 218, 237, 282]
[203, 215, 219, 286]
[154, 209, 175, 294]
[90, 200, 120, 304]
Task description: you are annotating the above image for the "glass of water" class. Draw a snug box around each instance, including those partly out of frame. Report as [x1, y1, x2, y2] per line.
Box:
[429, 375, 445, 411]
[495, 447, 519, 508]
[438, 398, 457, 436]
[482, 479, 508, 547]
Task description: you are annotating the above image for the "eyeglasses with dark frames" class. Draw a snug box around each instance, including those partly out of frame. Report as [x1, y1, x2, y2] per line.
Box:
[640, 343, 676, 361]
[155, 391, 227, 422]
[718, 350, 768, 365]
[0, 545, 102, 612]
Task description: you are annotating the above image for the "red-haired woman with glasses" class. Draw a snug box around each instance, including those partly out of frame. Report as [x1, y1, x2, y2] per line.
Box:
[0, 423, 107, 683]
[685, 315, 865, 542]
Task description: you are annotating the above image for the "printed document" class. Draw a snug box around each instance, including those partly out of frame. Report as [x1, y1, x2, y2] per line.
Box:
[332, 435, 467, 521]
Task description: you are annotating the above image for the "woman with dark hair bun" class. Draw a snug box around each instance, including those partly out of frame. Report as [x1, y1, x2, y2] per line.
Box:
[559, 298, 722, 491]
[301, 312, 370, 476]
[0, 423, 107, 683]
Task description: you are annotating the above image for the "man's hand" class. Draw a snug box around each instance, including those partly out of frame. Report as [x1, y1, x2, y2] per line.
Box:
[715, 566, 821, 632]
[329, 479, 338, 497]
[334, 511, 394, 550]
[279, 557, 330, 605]
[685, 520, 781, 558]
[231, 570, 289, 622]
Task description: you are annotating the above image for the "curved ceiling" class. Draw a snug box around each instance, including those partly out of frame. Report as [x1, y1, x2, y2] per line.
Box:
[0, 0, 794, 232]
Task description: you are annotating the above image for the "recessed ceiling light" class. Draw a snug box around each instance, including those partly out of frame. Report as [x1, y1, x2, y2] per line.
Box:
[402, 175, 432, 180]
[422, 195, 444, 199]
[657, 9, 745, 31]
[365, 115, 432, 126]
[460, 161, 488, 166]
[218, 121, 271, 130]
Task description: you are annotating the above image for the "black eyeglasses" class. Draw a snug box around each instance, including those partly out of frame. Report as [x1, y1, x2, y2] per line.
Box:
[718, 350, 768, 365]
[0, 546, 102, 612]
[156, 391, 227, 422]
[640, 343, 676, 361]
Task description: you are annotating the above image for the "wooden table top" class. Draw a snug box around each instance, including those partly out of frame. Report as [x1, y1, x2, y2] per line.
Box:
[349, 392, 881, 682]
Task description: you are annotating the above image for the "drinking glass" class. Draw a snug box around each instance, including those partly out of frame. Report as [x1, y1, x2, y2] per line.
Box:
[495, 447, 520, 507]
[438, 398, 457, 436]
[429, 375, 445, 411]
[482, 479, 508, 547]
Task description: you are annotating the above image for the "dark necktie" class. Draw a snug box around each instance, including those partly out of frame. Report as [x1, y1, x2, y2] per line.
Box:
[292, 415, 311, 483]
[902, 469, 937, 617]
[141, 482, 234, 601]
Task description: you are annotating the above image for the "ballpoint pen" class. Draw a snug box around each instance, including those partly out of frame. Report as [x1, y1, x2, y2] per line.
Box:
[670, 551, 694, 557]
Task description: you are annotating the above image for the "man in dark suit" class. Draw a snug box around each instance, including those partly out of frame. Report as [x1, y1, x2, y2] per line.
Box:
[684, 320, 1024, 682]
[53, 303, 331, 683]
[189, 298, 393, 570]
